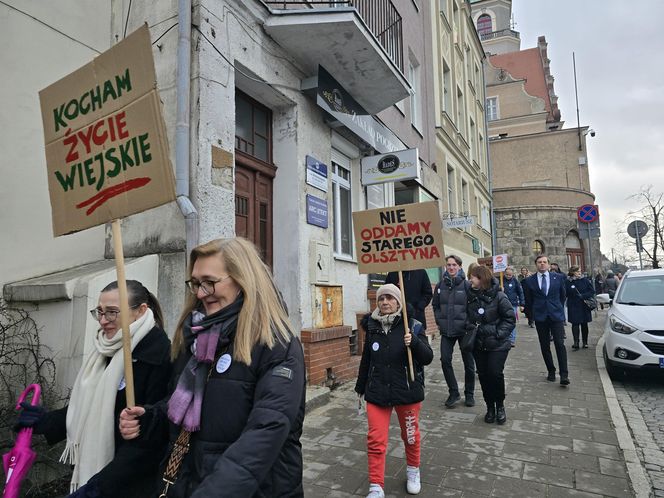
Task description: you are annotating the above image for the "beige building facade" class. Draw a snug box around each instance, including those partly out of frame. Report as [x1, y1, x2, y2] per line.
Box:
[431, 0, 493, 268]
[471, 0, 601, 274]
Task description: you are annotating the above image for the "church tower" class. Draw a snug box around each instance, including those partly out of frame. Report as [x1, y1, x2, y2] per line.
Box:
[469, 0, 521, 55]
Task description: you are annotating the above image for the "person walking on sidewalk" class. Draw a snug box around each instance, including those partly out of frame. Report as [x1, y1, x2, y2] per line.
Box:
[355, 284, 434, 497]
[432, 255, 475, 408]
[467, 265, 515, 425]
[501, 266, 524, 347]
[522, 254, 570, 386]
[565, 266, 594, 349]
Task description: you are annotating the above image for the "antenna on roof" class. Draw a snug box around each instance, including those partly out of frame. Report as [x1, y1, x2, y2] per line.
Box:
[573, 52, 582, 151]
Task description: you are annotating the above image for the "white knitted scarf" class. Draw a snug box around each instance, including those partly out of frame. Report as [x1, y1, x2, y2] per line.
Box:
[61, 308, 155, 492]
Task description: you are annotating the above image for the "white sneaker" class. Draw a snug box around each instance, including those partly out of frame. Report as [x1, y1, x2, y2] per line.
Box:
[366, 483, 385, 498]
[406, 466, 421, 494]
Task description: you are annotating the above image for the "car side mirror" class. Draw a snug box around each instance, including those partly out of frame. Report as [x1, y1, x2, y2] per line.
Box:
[609, 299, 613, 305]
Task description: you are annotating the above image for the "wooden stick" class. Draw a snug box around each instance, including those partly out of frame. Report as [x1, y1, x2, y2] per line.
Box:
[398, 271, 416, 382]
[111, 219, 136, 407]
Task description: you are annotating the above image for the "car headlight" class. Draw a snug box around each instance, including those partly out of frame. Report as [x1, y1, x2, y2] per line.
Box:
[610, 316, 637, 334]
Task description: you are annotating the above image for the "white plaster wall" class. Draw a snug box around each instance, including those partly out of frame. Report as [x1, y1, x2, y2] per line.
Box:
[0, 1, 110, 289]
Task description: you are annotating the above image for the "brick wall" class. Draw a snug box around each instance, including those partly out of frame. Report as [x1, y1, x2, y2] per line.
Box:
[301, 325, 360, 386]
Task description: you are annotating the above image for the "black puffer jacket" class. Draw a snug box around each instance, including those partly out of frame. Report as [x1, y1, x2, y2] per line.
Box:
[466, 280, 515, 352]
[35, 326, 172, 498]
[355, 314, 433, 406]
[148, 325, 306, 498]
[432, 273, 470, 337]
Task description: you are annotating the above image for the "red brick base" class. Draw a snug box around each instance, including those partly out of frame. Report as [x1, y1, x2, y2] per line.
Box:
[301, 326, 360, 386]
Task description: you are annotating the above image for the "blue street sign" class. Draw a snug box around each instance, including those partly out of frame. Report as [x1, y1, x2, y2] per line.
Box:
[577, 204, 598, 223]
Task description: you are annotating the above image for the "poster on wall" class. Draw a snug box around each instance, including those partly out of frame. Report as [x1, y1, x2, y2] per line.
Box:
[39, 24, 175, 236]
[352, 201, 444, 274]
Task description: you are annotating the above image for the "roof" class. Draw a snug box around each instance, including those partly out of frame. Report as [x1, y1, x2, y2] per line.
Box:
[489, 41, 561, 122]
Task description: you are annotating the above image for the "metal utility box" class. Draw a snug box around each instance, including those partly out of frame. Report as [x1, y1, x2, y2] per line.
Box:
[313, 284, 343, 328]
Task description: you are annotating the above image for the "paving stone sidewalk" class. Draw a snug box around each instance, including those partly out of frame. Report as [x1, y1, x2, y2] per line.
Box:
[302, 316, 635, 497]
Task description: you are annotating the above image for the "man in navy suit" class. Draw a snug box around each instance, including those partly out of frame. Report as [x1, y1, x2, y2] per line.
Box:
[522, 254, 570, 385]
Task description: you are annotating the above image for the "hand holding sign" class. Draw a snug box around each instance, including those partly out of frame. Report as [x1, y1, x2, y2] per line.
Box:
[353, 202, 444, 381]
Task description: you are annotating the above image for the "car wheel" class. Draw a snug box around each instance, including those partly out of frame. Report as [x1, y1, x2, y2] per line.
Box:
[603, 345, 623, 381]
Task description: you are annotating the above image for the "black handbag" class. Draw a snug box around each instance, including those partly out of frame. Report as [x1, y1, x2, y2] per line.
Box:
[575, 286, 597, 310]
[460, 324, 479, 352]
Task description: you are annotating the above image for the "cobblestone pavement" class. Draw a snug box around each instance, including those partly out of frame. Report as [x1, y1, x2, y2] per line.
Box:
[303, 315, 634, 497]
[604, 310, 664, 497]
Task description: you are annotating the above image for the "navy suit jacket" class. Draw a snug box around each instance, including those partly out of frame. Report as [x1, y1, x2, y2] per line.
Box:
[522, 271, 567, 323]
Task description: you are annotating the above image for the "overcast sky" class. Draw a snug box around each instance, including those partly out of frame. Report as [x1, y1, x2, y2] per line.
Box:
[511, 0, 664, 264]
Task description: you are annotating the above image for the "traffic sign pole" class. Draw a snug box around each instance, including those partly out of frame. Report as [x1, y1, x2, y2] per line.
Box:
[587, 222, 594, 286]
[636, 226, 643, 270]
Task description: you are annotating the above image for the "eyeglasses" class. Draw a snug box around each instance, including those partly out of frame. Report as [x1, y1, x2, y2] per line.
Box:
[185, 275, 232, 296]
[90, 305, 140, 323]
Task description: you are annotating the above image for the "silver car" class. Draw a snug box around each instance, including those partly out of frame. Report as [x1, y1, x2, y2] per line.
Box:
[602, 269, 664, 379]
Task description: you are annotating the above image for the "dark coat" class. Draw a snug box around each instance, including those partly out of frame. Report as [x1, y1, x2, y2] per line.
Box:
[466, 281, 515, 352]
[150, 331, 306, 498]
[522, 271, 567, 323]
[502, 276, 524, 307]
[385, 270, 433, 328]
[565, 277, 594, 324]
[432, 273, 470, 337]
[605, 275, 618, 298]
[594, 274, 605, 294]
[355, 314, 433, 407]
[35, 326, 172, 498]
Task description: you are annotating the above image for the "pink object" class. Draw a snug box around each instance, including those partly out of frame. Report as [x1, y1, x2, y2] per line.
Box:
[2, 384, 41, 498]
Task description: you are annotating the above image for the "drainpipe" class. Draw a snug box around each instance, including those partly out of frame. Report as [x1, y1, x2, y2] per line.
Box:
[482, 60, 497, 255]
[176, 0, 199, 258]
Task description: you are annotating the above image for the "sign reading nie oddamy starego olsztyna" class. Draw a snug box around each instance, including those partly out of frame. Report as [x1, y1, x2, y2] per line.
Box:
[39, 24, 175, 236]
[352, 201, 445, 274]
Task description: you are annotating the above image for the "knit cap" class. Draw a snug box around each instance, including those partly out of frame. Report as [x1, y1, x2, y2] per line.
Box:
[376, 283, 402, 307]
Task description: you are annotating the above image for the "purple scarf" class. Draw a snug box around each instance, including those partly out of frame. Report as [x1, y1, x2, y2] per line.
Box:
[167, 297, 242, 431]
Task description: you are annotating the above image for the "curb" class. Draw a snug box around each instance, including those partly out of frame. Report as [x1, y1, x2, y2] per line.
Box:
[595, 335, 653, 497]
[305, 385, 331, 413]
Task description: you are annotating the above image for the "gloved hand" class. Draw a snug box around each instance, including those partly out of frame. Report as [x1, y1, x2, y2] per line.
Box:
[67, 481, 101, 498]
[13, 401, 45, 431]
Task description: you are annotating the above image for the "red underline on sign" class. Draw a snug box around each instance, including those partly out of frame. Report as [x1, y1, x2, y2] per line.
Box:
[76, 177, 152, 215]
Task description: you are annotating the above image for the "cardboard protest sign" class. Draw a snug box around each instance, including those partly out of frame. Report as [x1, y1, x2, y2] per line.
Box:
[352, 201, 445, 274]
[39, 24, 175, 236]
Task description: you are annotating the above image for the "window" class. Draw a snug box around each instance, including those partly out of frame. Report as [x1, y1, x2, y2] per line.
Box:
[332, 158, 352, 257]
[447, 166, 456, 214]
[440, 0, 448, 19]
[469, 118, 476, 162]
[366, 184, 387, 210]
[442, 61, 452, 113]
[477, 14, 492, 35]
[481, 203, 491, 230]
[486, 96, 498, 121]
[457, 87, 465, 135]
[409, 60, 422, 130]
[532, 240, 545, 255]
[474, 62, 481, 91]
[235, 91, 271, 163]
[478, 133, 485, 172]
[461, 179, 469, 216]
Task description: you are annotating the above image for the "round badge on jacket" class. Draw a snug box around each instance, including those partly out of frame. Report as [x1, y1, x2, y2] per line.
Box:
[372, 342, 380, 351]
[478, 308, 485, 315]
[216, 353, 232, 373]
[118, 377, 126, 391]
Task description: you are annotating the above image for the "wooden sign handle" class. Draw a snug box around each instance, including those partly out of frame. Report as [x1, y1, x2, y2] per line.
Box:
[398, 271, 416, 382]
[111, 219, 136, 407]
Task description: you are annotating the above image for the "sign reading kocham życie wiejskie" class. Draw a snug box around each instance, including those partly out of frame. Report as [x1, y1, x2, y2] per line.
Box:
[39, 24, 175, 236]
[352, 201, 445, 274]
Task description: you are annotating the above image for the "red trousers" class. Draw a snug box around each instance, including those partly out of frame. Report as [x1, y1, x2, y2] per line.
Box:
[366, 401, 421, 487]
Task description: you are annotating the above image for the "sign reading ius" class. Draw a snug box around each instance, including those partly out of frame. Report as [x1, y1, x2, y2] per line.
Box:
[361, 148, 420, 186]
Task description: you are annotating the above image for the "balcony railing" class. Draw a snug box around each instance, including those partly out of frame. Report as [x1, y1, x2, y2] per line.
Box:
[264, 1, 403, 72]
[479, 28, 520, 42]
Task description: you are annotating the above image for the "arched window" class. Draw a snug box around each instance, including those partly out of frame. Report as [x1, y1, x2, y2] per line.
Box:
[477, 14, 492, 35]
[532, 239, 545, 255]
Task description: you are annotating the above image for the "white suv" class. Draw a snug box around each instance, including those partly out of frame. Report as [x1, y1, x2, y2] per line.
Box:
[602, 269, 664, 379]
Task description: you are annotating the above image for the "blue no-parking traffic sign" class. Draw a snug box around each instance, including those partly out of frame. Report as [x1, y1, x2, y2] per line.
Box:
[577, 204, 598, 224]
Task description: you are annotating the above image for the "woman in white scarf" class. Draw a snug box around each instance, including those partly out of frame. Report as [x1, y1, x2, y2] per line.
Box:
[15, 280, 172, 498]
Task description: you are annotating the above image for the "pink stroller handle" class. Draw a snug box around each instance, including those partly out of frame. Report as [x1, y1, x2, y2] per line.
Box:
[15, 384, 41, 410]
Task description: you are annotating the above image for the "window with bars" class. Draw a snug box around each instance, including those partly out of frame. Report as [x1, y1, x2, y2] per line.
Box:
[235, 91, 271, 163]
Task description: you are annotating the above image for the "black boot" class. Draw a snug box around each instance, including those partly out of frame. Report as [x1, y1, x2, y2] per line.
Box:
[572, 342, 580, 350]
[484, 403, 496, 423]
[496, 403, 507, 425]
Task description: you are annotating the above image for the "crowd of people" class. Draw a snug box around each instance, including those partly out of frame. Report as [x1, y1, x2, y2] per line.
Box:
[12, 238, 610, 498]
